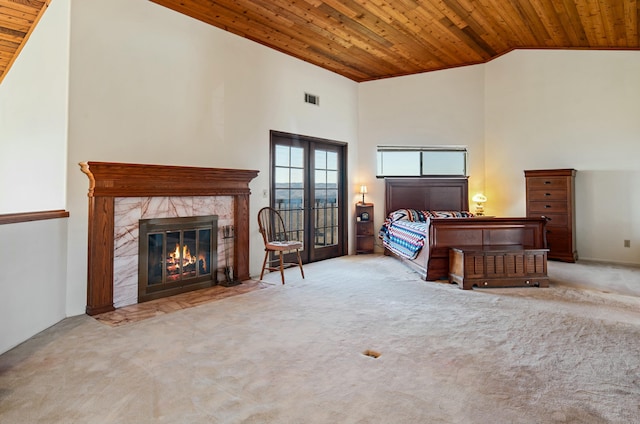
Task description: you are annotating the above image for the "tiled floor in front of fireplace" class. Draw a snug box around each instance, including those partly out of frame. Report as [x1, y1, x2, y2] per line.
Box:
[93, 280, 268, 327]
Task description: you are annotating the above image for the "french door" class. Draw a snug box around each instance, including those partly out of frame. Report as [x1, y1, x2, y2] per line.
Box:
[270, 131, 347, 263]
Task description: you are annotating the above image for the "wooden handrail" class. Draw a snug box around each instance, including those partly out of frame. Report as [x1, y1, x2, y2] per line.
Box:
[0, 209, 69, 225]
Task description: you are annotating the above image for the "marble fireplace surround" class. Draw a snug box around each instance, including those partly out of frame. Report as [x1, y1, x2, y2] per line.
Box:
[80, 162, 259, 316]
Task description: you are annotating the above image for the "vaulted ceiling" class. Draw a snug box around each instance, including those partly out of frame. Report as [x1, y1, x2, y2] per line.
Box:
[1, 1, 639, 85]
[0, 0, 48, 84]
[150, 0, 640, 82]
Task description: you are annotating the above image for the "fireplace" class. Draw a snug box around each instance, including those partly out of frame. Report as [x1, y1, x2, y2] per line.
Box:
[139, 215, 218, 302]
[80, 162, 259, 315]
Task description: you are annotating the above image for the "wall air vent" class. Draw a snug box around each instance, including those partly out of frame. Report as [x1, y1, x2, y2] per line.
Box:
[304, 92, 320, 106]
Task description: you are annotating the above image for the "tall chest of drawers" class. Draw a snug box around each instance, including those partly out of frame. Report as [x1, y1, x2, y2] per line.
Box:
[524, 169, 577, 262]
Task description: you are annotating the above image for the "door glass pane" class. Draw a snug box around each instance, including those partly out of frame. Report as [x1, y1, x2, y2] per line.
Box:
[327, 189, 337, 205]
[315, 169, 327, 185]
[291, 147, 304, 168]
[327, 152, 337, 170]
[275, 167, 289, 186]
[275, 145, 290, 166]
[287, 207, 304, 244]
[327, 170, 337, 185]
[290, 189, 304, 211]
[315, 150, 326, 169]
[273, 142, 305, 251]
[314, 149, 338, 248]
[291, 168, 304, 185]
[275, 191, 289, 209]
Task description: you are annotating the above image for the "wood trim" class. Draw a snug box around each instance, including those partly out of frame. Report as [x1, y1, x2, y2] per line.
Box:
[86, 196, 115, 316]
[0, 209, 69, 225]
[79, 161, 259, 197]
[80, 162, 259, 315]
[235, 193, 251, 282]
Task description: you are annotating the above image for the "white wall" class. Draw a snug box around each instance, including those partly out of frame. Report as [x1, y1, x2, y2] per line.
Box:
[0, 219, 68, 354]
[0, 0, 70, 353]
[358, 65, 486, 247]
[485, 50, 640, 265]
[0, 0, 69, 214]
[65, 0, 359, 316]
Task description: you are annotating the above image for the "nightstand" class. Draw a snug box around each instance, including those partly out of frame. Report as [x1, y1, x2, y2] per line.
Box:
[355, 203, 374, 254]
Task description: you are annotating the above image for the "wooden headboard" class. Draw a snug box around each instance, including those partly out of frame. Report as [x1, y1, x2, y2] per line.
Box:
[384, 178, 469, 217]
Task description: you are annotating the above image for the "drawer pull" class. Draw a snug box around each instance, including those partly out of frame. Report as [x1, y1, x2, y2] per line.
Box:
[544, 181, 551, 184]
[544, 205, 551, 208]
[544, 193, 551, 196]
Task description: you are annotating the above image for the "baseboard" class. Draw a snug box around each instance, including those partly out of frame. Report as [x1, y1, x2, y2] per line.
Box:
[574, 257, 640, 268]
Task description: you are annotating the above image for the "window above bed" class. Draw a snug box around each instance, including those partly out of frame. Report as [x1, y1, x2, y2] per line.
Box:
[376, 146, 467, 178]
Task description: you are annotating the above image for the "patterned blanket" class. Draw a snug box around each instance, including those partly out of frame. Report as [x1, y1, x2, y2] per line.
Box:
[379, 219, 430, 260]
[379, 209, 474, 260]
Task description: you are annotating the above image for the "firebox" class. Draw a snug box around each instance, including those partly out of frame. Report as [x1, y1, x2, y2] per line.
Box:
[138, 215, 218, 302]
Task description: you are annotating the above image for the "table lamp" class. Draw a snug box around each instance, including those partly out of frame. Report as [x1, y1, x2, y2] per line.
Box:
[472, 193, 487, 216]
[359, 185, 368, 204]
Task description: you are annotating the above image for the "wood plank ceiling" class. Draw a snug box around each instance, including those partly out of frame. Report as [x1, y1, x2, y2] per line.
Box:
[0, 1, 638, 84]
[150, 0, 640, 82]
[0, 0, 48, 84]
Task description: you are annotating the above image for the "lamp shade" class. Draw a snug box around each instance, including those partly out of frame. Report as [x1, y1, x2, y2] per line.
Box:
[359, 185, 368, 204]
[472, 193, 487, 203]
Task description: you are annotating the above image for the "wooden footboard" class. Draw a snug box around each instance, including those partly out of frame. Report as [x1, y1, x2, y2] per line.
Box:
[424, 217, 548, 281]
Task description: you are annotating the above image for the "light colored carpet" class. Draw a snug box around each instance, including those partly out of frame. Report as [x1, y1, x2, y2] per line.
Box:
[1, 255, 639, 423]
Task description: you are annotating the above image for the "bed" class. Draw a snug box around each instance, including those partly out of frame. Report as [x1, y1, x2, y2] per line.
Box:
[381, 178, 548, 281]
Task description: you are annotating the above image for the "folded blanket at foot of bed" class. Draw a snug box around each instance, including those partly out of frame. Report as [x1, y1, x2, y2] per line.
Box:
[379, 220, 429, 260]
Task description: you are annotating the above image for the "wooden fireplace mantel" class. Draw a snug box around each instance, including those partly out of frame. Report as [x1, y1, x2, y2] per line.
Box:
[80, 161, 259, 316]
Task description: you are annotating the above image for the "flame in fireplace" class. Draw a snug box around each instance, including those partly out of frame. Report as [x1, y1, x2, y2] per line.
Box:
[167, 243, 196, 274]
[171, 244, 189, 262]
[199, 253, 208, 273]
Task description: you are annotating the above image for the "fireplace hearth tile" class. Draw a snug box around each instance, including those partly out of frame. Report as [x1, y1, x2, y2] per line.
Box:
[94, 280, 268, 326]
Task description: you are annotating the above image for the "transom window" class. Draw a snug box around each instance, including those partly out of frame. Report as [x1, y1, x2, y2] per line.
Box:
[376, 146, 467, 177]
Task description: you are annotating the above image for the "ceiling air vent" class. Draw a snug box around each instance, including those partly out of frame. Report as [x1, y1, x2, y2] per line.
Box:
[304, 92, 320, 106]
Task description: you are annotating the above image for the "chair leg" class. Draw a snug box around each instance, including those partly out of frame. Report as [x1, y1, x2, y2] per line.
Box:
[296, 249, 305, 279]
[260, 250, 269, 280]
[279, 253, 285, 284]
